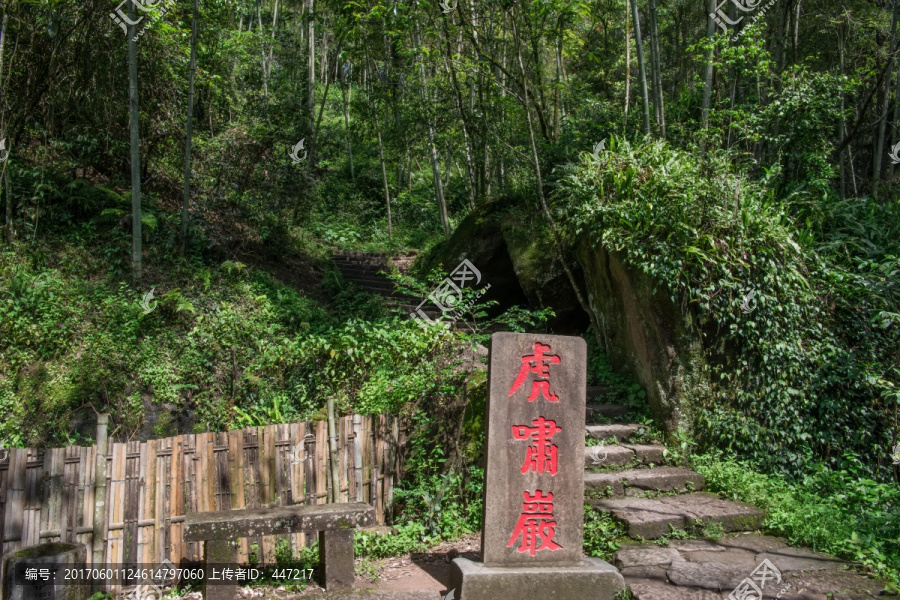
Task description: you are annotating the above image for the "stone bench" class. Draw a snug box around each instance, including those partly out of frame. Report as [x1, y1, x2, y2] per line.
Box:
[184, 502, 375, 598]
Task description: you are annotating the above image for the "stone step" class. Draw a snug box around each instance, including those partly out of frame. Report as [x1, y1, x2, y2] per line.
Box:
[586, 403, 629, 419]
[342, 277, 396, 290]
[584, 467, 705, 497]
[587, 384, 612, 399]
[583, 444, 665, 468]
[586, 423, 642, 442]
[593, 492, 764, 539]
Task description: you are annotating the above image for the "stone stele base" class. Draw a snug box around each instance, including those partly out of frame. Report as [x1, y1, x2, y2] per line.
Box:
[448, 557, 624, 600]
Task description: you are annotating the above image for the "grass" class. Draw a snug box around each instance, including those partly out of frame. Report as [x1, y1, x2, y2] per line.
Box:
[694, 452, 900, 591]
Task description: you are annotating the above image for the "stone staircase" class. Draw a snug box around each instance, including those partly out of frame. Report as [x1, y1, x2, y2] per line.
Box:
[582, 404, 764, 539]
[331, 250, 475, 329]
[545, 388, 870, 597]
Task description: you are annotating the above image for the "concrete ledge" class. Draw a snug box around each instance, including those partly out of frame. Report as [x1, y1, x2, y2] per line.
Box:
[448, 557, 625, 600]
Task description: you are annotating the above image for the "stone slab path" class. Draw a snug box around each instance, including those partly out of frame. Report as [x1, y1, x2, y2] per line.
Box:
[618, 533, 886, 599]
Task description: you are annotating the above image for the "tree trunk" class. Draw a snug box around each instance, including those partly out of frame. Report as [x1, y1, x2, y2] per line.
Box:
[376, 123, 392, 240]
[702, 0, 716, 132]
[890, 33, 900, 181]
[873, 0, 898, 190]
[511, 11, 592, 324]
[341, 69, 354, 179]
[128, 1, 143, 284]
[181, 0, 199, 255]
[307, 0, 315, 125]
[631, 0, 651, 135]
[0, 12, 10, 244]
[625, 0, 631, 120]
[648, 0, 665, 137]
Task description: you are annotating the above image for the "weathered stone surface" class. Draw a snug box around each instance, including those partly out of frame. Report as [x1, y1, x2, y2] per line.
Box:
[720, 533, 791, 554]
[585, 404, 629, 419]
[666, 540, 724, 552]
[622, 445, 665, 463]
[783, 569, 886, 597]
[627, 579, 723, 599]
[682, 548, 758, 570]
[585, 467, 705, 498]
[757, 548, 848, 573]
[594, 493, 763, 539]
[577, 244, 709, 432]
[584, 445, 634, 467]
[594, 497, 686, 537]
[616, 548, 684, 568]
[1, 543, 88, 600]
[666, 560, 749, 591]
[184, 502, 375, 541]
[448, 557, 624, 600]
[319, 529, 355, 591]
[586, 424, 641, 442]
[482, 333, 586, 567]
[619, 566, 668, 581]
[204, 539, 239, 600]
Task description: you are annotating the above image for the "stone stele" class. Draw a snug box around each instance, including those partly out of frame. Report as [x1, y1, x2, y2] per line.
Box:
[450, 332, 624, 600]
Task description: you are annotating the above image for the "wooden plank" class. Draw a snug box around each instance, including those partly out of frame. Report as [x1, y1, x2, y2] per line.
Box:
[82, 447, 95, 562]
[123, 441, 140, 577]
[352, 415, 364, 502]
[156, 437, 173, 562]
[214, 432, 231, 511]
[339, 417, 347, 502]
[182, 434, 199, 562]
[243, 427, 263, 563]
[316, 420, 328, 507]
[24, 449, 43, 547]
[4, 448, 26, 552]
[46, 448, 64, 543]
[289, 422, 305, 552]
[170, 435, 184, 565]
[260, 425, 277, 564]
[61, 446, 79, 543]
[227, 429, 248, 564]
[141, 440, 157, 566]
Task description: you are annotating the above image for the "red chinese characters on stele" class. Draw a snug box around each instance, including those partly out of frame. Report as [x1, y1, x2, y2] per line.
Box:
[507, 490, 564, 556]
[507, 342, 565, 556]
[508, 342, 561, 402]
[512, 417, 562, 475]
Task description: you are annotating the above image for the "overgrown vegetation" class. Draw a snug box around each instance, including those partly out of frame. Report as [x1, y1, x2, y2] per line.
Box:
[695, 452, 900, 590]
[559, 138, 899, 480]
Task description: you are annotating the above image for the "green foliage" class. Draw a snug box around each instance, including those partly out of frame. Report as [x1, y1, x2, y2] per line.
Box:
[695, 452, 900, 591]
[558, 139, 900, 479]
[582, 505, 625, 561]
